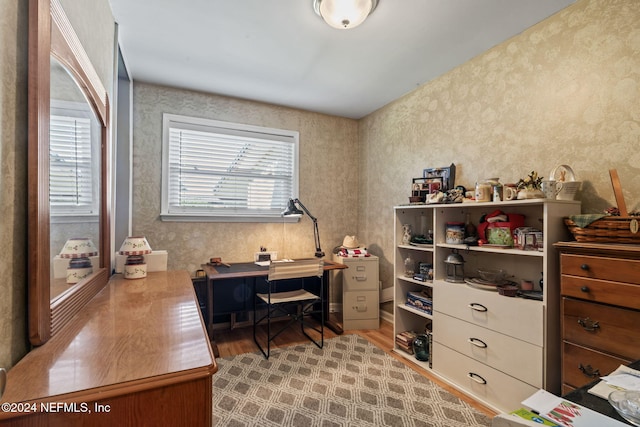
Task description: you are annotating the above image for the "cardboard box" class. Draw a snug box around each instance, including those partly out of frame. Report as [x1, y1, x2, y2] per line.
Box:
[407, 291, 433, 314]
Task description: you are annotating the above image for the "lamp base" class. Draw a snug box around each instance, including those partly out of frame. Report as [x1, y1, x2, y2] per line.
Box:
[123, 263, 147, 280]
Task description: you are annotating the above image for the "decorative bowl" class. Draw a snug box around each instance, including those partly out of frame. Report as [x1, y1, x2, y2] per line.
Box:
[497, 285, 518, 297]
[608, 390, 640, 426]
[477, 268, 505, 283]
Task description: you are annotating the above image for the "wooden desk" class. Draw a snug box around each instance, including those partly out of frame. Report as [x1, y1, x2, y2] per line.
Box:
[0, 271, 217, 427]
[201, 260, 347, 355]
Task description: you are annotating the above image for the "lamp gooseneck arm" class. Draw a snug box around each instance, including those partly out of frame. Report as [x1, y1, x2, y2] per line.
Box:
[292, 199, 324, 258]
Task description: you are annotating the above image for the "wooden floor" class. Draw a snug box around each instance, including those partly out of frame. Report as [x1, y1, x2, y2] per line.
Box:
[213, 318, 497, 419]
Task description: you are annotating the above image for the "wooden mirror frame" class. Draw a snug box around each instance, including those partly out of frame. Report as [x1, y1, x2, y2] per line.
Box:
[28, 0, 111, 345]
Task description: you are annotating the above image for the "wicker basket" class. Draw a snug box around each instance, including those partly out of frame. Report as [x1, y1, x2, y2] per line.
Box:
[564, 217, 640, 243]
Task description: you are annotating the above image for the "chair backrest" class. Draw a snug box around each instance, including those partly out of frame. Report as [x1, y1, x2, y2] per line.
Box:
[268, 259, 324, 282]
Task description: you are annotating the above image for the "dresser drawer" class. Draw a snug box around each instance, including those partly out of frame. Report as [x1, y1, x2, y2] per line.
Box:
[562, 342, 631, 389]
[434, 281, 543, 346]
[433, 343, 538, 413]
[560, 275, 640, 309]
[434, 312, 542, 387]
[562, 297, 640, 360]
[560, 253, 640, 284]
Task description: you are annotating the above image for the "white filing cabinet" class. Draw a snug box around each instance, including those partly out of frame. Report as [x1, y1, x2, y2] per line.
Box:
[333, 254, 380, 330]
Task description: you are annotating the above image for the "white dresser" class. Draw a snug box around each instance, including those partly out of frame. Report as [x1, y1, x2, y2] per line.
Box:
[333, 254, 380, 330]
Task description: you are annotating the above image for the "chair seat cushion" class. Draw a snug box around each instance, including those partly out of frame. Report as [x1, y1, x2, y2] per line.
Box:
[257, 289, 320, 304]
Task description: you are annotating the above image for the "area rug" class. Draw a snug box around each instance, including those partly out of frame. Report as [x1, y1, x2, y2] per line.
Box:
[212, 334, 492, 426]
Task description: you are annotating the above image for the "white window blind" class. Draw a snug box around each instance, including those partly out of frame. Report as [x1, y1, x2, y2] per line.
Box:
[161, 114, 299, 222]
[49, 114, 96, 215]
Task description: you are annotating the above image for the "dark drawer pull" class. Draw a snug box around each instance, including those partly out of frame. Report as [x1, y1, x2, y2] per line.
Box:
[467, 372, 487, 384]
[468, 303, 488, 312]
[580, 264, 589, 271]
[580, 286, 590, 293]
[468, 338, 488, 348]
[578, 317, 600, 332]
[579, 363, 600, 378]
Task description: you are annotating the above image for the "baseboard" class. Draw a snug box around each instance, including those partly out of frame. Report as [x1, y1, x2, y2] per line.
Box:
[380, 309, 393, 324]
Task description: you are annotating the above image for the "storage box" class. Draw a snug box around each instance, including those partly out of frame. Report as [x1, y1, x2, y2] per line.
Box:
[514, 227, 543, 251]
[406, 291, 433, 314]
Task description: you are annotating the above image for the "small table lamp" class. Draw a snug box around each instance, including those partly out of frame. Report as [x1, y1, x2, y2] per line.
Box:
[59, 237, 98, 284]
[119, 236, 152, 279]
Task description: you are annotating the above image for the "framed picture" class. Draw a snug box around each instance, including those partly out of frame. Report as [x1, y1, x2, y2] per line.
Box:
[412, 177, 443, 195]
[423, 163, 456, 192]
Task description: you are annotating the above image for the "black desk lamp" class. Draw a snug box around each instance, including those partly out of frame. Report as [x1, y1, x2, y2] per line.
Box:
[283, 198, 324, 258]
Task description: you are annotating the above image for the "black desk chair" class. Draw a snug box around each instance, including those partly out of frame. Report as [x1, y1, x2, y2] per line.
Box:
[253, 259, 324, 359]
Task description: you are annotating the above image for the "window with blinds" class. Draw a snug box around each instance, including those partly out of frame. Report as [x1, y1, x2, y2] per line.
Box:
[161, 114, 299, 222]
[49, 106, 99, 217]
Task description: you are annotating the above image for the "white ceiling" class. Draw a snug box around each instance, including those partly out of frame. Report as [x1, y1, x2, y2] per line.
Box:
[109, 0, 576, 119]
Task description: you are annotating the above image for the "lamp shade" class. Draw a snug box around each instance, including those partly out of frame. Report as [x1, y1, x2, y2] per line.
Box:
[59, 237, 98, 258]
[313, 0, 378, 29]
[119, 236, 152, 255]
[283, 199, 303, 216]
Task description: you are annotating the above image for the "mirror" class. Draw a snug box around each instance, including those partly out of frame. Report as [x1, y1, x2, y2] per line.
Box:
[28, 0, 110, 345]
[49, 56, 102, 301]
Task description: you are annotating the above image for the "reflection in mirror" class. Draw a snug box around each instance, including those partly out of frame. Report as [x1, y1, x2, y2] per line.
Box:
[49, 56, 101, 301]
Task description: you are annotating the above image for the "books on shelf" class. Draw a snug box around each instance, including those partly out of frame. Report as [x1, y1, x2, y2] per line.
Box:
[395, 330, 417, 354]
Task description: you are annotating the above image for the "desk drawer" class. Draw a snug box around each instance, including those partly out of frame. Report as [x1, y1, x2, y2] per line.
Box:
[562, 342, 631, 389]
[434, 312, 542, 387]
[562, 298, 640, 359]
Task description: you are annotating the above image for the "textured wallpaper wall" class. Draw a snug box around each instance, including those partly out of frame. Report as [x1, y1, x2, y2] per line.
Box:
[132, 83, 359, 273]
[358, 0, 640, 307]
[0, 0, 28, 369]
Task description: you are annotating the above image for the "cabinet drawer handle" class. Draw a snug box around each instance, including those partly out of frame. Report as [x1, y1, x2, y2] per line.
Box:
[468, 338, 488, 348]
[354, 275, 367, 281]
[580, 286, 590, 293]
[580, 264, 589, 271]
[578, 317, 600, 332]
[579, 363, 600, 378]
[468, 303, 488, 312]
[467, 372, 487, 385]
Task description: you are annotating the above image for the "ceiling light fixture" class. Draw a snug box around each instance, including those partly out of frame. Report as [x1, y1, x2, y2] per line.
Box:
[313, 0, 378, 30]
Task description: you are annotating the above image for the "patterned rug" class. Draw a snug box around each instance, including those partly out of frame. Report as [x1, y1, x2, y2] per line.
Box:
[212, 334, 492, 426]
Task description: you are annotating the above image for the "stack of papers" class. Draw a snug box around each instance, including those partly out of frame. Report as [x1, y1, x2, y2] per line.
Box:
[522, 389, 627, 426]
[588, 364, 640, 399]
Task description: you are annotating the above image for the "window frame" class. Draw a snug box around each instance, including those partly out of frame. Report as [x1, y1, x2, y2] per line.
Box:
[160, 113, 300, 223]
